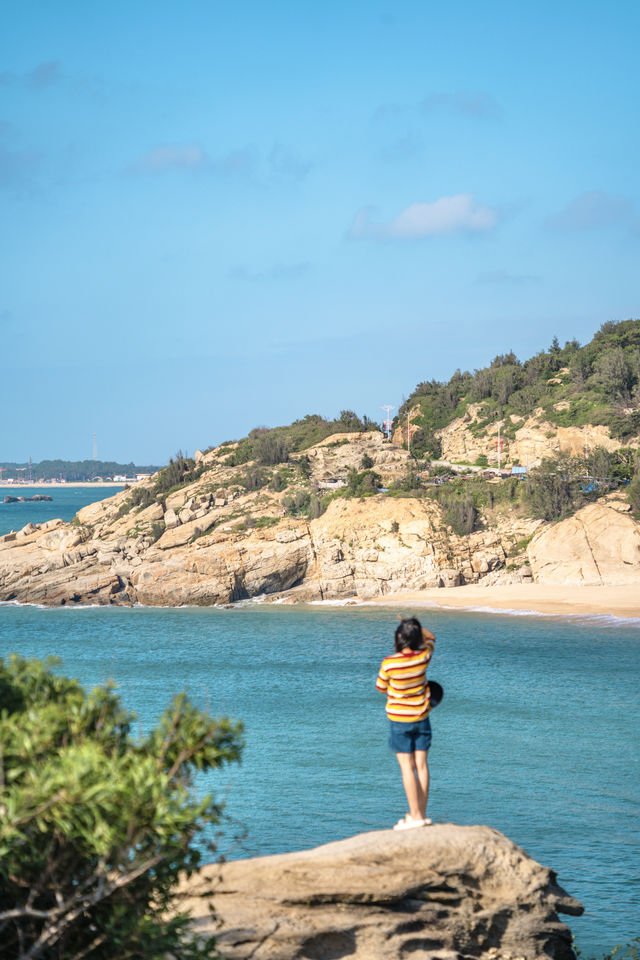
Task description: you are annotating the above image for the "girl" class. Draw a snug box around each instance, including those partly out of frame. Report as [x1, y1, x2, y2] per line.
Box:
[376, 616, 436, 830]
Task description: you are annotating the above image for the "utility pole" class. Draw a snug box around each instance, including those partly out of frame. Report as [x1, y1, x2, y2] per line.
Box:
[93, 433, 97, 461]
[380, 404, 395, 440]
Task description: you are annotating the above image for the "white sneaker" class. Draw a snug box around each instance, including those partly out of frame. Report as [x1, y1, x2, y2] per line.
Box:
[393, 815, 428, 830]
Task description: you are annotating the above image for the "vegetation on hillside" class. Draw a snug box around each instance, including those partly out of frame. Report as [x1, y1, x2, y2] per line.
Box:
[0, 655, 243, 959]
[222, 411, 379, 467]
[98, 320, 640, 535]
[396, 319, 640, 459]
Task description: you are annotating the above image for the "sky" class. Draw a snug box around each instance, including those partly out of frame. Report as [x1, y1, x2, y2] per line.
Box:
[1, 0, 639, 464]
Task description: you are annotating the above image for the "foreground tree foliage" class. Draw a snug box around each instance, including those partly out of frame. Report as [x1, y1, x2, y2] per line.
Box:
[0, 656, 244, 960]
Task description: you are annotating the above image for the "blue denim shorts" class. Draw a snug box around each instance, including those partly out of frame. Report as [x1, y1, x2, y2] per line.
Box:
[389, 716, 432, 753]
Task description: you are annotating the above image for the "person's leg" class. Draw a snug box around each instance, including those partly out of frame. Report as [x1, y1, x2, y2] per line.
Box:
[396, 752, 422, 821]
[414, 750, 429, 820]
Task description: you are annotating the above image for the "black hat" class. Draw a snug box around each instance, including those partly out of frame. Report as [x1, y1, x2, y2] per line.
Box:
[428, 680, 444, 708]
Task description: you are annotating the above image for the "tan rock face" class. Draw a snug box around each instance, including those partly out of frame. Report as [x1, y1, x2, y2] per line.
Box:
[436, 410, 624, 468]
[182, 826, 583, 960]
[0, 427, 637, 606]
[528, 501, 640, 585]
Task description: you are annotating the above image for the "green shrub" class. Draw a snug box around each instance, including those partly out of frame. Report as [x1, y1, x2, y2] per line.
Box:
[347, 468, 382, 496]
[475, 454, 488, 467]
[525, 460, 582, 520]
[440, 492, 479, 535]
[628, 475, 640, 517]
[283, 489, 311, 516]
[269, 469, 289, 492]
[389, 469, 423, 495]
[149, 520, 165, 543]
[242, 467, 269, 491]
[130, 485, 155, 509]
[0, 655, 243, 960]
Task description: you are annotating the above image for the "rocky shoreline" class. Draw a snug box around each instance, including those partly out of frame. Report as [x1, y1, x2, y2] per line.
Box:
[0, 432, 639, 609]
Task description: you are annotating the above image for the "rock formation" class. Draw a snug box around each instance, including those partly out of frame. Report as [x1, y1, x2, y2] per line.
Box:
[527, 499, 640, 585]
[0, 429, 638, 606]
[182, 825, 583, 960]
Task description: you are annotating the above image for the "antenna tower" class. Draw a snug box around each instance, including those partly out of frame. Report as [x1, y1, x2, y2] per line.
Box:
[93, 433, 97, 461]
[380, 404, 395, 440]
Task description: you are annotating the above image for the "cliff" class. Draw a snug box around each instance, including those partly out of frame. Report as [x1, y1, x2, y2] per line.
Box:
[182, 825, 583, 960]
[0, 429, 638, 606]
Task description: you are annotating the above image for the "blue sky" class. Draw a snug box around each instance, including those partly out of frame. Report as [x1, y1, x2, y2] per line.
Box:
[2, 0, 638, 463]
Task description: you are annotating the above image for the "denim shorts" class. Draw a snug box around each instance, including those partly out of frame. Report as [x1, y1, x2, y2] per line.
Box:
[389, 716, 432, 753]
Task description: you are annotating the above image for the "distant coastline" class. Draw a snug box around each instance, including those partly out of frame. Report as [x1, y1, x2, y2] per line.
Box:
[0, 482, 125, 489]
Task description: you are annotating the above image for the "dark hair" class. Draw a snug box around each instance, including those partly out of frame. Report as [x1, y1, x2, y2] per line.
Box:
[394, 617, 423, 652]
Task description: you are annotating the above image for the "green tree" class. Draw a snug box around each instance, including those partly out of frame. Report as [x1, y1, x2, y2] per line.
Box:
[0, 656, 243, 960]
[593, 347, 632, 399]
[628, 474, 640, 517]
[346, 468, 381, 496]
[254, 434, 291, 465]
[339, 410, 364, 431]
[525, 460, 580, 520]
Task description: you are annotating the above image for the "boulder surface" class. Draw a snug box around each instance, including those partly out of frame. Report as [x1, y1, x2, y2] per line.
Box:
[183, 825, 583, 960]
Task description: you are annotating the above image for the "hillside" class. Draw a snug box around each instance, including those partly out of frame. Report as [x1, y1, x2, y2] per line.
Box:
[0, 320, 639, 606]
[396, 318, 640, 460]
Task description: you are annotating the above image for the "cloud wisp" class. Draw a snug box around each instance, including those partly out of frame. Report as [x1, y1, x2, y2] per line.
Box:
[229, 262, 311, 283]
[546, 190, 638, 232]
[349, 194, 498, 240]
[0, 61, 62, 90]
[133, 144, 209, 172]
[26, 61, 61, 91]
[130, 141, 312, 184]
[373, 90, 499, 123]
[420, 91, 499, 117]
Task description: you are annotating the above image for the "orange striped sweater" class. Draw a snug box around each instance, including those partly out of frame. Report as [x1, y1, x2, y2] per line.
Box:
[376, 640, 435, 722]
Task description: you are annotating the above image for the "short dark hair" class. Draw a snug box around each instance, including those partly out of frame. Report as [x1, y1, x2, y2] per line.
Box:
[394, 617, 423, 652]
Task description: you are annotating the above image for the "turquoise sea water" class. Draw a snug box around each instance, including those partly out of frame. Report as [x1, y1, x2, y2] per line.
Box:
[0, 485, 123, 536]
[1, 492, 639, 955]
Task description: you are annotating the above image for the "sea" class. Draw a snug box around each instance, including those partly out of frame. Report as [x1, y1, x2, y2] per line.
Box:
[1, 487, 638, 957]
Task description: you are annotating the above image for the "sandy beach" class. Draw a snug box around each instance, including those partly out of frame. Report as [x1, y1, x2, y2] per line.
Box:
[362, 583, 640, 619]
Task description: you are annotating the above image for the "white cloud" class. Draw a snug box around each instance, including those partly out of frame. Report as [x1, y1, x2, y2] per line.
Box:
[135, 144, 208, 172]
[350, 195, 498, 240]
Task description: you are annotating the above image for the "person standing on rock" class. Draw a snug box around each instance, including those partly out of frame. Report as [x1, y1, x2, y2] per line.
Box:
[376, 617, 435, 830]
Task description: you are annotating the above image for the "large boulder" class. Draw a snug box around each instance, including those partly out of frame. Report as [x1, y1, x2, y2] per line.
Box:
[528, 501, 640, 585]
[183, 825, 583, 960]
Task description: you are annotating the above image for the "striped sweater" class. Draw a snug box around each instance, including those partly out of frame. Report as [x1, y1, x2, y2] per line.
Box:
[376, 641, 435, 722]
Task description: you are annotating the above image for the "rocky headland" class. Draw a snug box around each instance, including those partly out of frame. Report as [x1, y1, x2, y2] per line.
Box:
[0, 426, 639, 608]
[182, 825, 583, 960]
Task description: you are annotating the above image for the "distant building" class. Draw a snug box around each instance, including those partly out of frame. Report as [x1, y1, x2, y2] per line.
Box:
[318, 477, 347, 489]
